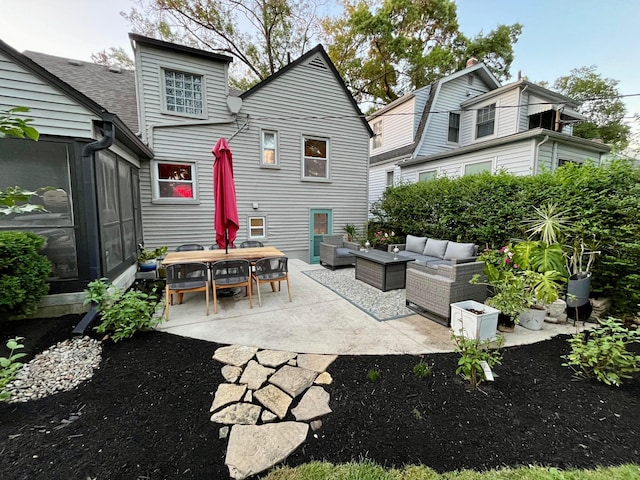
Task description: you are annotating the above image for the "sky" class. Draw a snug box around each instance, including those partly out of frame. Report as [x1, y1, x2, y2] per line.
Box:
[1, 0, 639, 127]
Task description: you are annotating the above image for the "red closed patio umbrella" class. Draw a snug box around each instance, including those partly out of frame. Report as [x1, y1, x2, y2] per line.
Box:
[212, 138, 239, 253]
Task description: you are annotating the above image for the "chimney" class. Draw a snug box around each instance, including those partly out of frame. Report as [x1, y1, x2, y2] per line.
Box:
[517, 70, 522, 80]
[466, 57, 478, 68]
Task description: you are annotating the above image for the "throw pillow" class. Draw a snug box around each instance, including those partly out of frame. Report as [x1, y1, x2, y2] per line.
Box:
[443, 242, 476, 260]
[423, 239, 449, 258]
[405, 235, 428, 254]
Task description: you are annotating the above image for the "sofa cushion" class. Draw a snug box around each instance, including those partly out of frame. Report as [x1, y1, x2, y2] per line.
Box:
[414, 257, 450, 266]
[397, 250, 425, 261]
[336, 247, 354, 258]
[443, 242, 476, 260]
[405, 235, 428, 254]
[423, 239, 449, 258]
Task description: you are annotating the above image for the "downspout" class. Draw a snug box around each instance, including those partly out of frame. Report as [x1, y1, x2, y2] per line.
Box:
[533, 134, 550, 174]
[73, 114, 115, 335]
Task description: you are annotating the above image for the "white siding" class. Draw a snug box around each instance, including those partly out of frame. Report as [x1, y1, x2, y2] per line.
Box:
[0, 53, 95, 137]
[495, 88, 519, 137]
[518, 90, 530, 132]
[368, 161, 400, 217]
[139, 49, 370, 261]
[369, 97, 415, 155]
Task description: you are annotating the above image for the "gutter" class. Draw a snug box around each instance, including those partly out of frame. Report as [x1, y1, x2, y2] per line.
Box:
[534, 135, 550, 174]
[73, 114, 115, 336]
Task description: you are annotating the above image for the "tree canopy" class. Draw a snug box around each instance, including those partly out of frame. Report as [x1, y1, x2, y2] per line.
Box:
[320, 0, 522, 105]
[553, 66, 630, 150]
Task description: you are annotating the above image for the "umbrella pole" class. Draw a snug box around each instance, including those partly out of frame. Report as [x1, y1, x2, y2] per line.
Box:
[225, 228, 229, 254]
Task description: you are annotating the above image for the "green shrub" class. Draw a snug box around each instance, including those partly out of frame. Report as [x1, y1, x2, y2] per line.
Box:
[412, 360, 432, 378]
[0, 336, 26, 401]
[85, 279, 163, 342]
[0, 231, 51, 317]
[563, 317, 640, 386]
[453, 334, 504, 388]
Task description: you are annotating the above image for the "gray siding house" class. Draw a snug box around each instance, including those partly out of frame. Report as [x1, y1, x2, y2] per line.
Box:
[0, 34, 371, 313]
[368, 61, 610, 212]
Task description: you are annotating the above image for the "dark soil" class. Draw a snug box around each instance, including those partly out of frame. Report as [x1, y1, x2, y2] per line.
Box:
[1, 315, 639, 480]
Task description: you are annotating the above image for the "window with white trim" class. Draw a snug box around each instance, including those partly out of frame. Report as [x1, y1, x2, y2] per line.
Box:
[372, 120, 382, 149]
[248, 216, 266, 239]
[163, 69, 204, 116]
[476, 103, 496, 138]
[153, 161, 197, 201]
[464, 160, 493, 176]
[303, 136, 329, 180]
[418, 170, 437, 182]
[386, 170, 394, 187]
[261, 130, 278, 166]
[448, 113, 460, 143]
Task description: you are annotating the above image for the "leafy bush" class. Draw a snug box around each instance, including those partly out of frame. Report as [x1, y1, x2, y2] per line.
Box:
[412, 361, 432, 378]
[563, 317, 640, 386]
[453, 334, 504, 388]
[0, 336, 26, 401]
[0, 231, 51, 317]
[371, 159, 640, 314]
[85, 278, 163, 342]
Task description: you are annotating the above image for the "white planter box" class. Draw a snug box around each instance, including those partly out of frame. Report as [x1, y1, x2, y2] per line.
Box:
[450, 300, 500, 342]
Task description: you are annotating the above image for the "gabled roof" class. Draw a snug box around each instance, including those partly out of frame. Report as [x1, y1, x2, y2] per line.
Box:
[24, 51, 140, 132]
[0, 38, 152, 159]
[241, 44, 373, 137]
[461, 78, 580, 109]
[128, 33, 233, 64]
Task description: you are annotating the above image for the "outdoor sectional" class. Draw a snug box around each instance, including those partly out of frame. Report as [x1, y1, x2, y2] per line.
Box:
[394, 235, 488, 326]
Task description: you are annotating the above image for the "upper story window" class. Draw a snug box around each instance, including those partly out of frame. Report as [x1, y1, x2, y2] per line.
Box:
[418, 170, 436, 182]
[262, 130, 278, 166]
[448, 113, 460, 143]
[476, 103, 496, 139]
[303, 136, 329, 180]
[372, 120, 383, 149]
[152, 160, 198, 202]
[163, 69, 204, 116]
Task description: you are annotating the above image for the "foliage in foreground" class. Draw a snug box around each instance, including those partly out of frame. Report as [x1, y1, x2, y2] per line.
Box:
[563, 317, 640, 387]
[264, 460, 640, 480]
[0, 336, 26, 402]
[452, 334, 504, 388]
[85, 278, 163, 342]
[0, 231, 51, 317]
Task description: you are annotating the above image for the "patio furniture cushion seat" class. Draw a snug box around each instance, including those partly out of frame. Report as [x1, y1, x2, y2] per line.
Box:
[335, 247, 353, 257]
[319, 234, 359, 269]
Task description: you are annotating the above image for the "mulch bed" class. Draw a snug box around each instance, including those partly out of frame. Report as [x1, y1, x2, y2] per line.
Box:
[0, 315, 638, 479]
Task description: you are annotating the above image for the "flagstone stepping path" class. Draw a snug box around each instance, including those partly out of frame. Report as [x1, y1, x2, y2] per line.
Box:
[211, 345, 336, 480]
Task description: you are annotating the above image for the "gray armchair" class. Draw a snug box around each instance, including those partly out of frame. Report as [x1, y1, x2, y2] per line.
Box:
[319, 235, 359, 269]
[405, 259, 487, 326]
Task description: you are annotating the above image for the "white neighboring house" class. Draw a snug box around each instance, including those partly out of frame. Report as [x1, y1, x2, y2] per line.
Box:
[368, 61, 610, 213]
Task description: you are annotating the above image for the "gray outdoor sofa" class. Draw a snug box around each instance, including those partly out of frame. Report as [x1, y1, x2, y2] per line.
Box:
[395, 235, 488, 326]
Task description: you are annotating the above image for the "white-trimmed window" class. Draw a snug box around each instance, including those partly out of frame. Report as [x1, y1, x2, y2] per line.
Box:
[303, 136, 329, 180]
[386, 170, 394, 187]
[418, 170, 437, 182]
[448, 113, 460, 143]
[163, 69, 204, 116]
[152, 160, 198, 201]
[464, 160, 493, 176]
[476, 103, 496, 138]
[372, 120, 383, 149]
[248, 216, 266, 239]
[261, 130, 278, 166]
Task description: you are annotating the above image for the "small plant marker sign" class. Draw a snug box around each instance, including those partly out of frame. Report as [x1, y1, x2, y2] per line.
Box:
[479, 360, 494, 382]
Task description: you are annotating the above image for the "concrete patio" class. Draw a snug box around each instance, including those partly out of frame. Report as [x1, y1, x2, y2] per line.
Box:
[157, 259, 586, 355]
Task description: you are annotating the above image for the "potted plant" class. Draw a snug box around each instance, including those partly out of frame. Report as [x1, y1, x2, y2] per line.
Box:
[343, 223, 358, 243]
[137, 244, 167, 272]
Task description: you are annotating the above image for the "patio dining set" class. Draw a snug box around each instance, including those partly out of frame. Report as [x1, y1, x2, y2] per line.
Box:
[161, 242, 292, 319]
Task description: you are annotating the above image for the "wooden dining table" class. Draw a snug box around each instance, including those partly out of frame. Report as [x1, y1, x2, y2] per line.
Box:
[161, 246, 285, 265]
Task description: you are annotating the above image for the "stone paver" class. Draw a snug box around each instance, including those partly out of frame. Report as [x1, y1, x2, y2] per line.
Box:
[269, 365, 317, 397]
[210, 383, 247, 412]
[296, 353, 338, 372]
[239, 360, 275, 390]
[254, 384, 292, 419]
[225, 422, 309, 480]
[256, 349, 297, 367]
[210, 403, 261, 425]
[291, 386, 332, 421]
[314, 371, 333, 385]
[213, 345, 259, 367]
[221, 365, 243, 382]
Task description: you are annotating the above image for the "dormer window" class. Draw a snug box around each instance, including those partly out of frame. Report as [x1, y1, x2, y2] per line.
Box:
[372, 120, 383, 149]
[163, 69, 204, 117]
[476, 104, 496, 138]
[448, 113, 460, 143]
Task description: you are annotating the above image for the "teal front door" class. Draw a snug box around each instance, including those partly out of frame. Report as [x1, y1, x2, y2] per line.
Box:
[309, 209, 332, 263]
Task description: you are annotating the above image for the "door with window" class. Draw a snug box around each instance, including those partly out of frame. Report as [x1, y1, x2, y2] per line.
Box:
[309, 209, 332, 264]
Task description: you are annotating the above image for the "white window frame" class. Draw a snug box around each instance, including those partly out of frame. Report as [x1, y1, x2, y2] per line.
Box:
[248, 216, 267, 239]
[372, 120, 383, 149]
[386, 170, 394, 188]
[151, 160, 199, 204]
[448, 112, 460, 144]
[160, 67, 207, 119]
[261, 130, 279, 167]
[418, 169, 437, 182]
[475, 102, 496, 139]
[302, 135, 330, 181]
[463, 159, 494, 176]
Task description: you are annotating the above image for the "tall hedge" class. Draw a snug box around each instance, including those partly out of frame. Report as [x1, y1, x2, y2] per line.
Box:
[0, 231, 51, 318]
[371, 159, 640, 315]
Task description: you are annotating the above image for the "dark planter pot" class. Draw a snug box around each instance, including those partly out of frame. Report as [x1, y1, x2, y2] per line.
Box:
[567, 271, 592, 308]
[497, 313, 515, 332]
